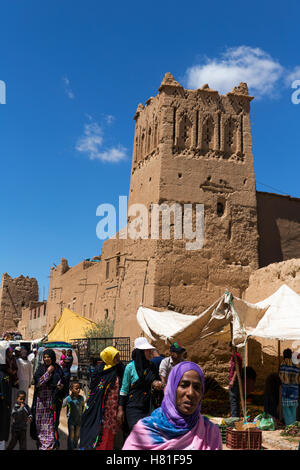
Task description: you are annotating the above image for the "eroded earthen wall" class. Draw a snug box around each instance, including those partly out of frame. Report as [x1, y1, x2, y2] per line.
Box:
[0, 273, 38, 334]
[257, 192, 300, 268]
[18, 301, 47, 340]
[46, 257, 104, 331]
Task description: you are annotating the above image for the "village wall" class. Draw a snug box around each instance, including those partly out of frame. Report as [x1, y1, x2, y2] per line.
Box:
[18, 301, 47, 340]
[46, 258, 104, 331]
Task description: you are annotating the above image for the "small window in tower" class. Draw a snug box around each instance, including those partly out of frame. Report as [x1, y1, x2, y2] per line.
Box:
[105, 309, 109, 320]
[217, 201, 225, 217]
[106, 261, 110, 279]
[89, 303, 93, 317]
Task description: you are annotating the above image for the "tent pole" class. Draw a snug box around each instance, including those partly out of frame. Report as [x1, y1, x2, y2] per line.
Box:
[234, 350, 246, 420]
[230, 322, 246, 419]
[277, 339, 283, 422]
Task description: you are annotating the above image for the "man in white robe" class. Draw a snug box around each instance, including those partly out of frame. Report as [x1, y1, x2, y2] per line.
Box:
[16, 349, 33, 404]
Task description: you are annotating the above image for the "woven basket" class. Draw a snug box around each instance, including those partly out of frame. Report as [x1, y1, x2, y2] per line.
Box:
[226, 427, 262, 450]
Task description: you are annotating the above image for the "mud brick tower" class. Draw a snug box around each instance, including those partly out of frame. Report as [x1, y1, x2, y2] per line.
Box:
[114, 74, 259, 335]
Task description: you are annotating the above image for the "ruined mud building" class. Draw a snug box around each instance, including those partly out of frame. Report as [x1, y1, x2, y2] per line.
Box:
[0, 273, 38, 335]
[10, 74, 300, 383]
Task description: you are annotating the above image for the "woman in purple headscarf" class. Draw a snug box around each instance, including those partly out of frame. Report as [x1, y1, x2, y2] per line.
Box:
[122, 361, 222, 450]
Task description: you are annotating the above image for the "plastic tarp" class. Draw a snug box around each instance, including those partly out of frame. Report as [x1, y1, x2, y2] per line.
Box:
[249, 284, 300, 341]
[137, 292, 267, 348]
[46, 308, 97, 343]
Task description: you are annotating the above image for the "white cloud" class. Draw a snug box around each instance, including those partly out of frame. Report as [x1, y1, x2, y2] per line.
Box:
[94, 146, 127, 163]
[76, 120, 126, 163]
[62, 76, 75, 100]
[105, 114, 115, 124]
[285, 66, 300, 85]
[185, 46, 284, 98]
[76, 122, 103, 158]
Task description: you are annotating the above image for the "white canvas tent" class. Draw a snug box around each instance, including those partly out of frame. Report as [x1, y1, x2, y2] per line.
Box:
[248, 284, 300, 421]
[249, 285, 300, 341]
[137, 292, 267, 348]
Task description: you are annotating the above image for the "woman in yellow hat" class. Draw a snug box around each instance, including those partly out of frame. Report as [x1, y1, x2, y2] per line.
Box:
[79, 346, 124, 450]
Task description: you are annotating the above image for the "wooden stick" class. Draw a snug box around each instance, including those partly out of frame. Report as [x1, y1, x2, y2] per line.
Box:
[230, 322, 246, 419]
[234, 350, 246, 419]
[277, 340, 283, 422]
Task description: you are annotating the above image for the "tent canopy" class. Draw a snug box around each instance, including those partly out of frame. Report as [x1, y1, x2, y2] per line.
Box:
[46, 308, 97, 343]
[250, 284, 300, 341]
[137, 292, 267, 348]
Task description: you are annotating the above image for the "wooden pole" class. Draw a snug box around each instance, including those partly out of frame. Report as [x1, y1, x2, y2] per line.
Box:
[234, 350, 246, 419]
[230, 322, 246, 419]
[278, 339, 283, 422]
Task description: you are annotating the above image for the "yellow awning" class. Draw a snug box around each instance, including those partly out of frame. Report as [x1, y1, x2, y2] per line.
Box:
[47, 308, 97, 343]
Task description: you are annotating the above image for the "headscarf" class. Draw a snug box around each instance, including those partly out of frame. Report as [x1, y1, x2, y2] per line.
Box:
[6, 347, 14, 363]
[43, 348, 57, 365]
[132, 348, 151, 379]
[100, 346, 120, 371]
[161, 361, 205, 431]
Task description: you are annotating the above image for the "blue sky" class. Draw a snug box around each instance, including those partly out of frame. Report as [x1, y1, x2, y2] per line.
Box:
[0, 0, 300, 298]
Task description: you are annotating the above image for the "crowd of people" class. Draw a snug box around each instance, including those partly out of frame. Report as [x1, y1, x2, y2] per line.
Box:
[1, 338, 300, 451]
[0, 343, 34, 450]
[0, 343, 77, 450]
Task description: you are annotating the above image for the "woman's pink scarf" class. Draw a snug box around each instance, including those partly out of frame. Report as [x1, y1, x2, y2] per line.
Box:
[123, 413, 222, 450]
